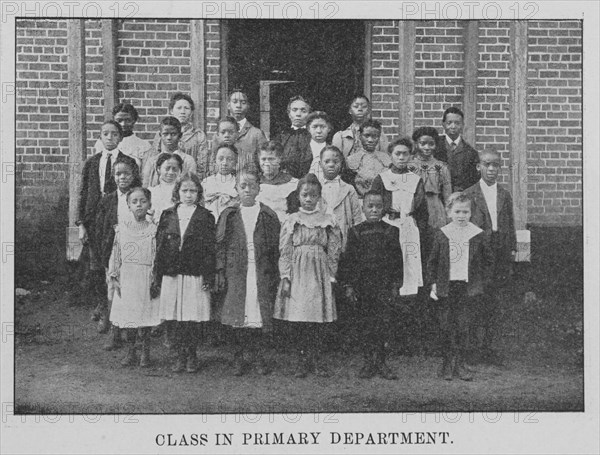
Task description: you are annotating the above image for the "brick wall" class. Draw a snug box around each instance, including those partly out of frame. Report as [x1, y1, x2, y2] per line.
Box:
[370, 21, 400, 139]
[475, 21, 511, 185]
[526, 20, 582, 225]
[14, 19, 583, 275]
[414, 20, 464, 126]
[15, 19, 70, 274]
[367, 19, 582, 225]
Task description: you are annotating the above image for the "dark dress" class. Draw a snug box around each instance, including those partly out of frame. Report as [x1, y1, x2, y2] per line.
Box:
[338, 220, 403, 348]
[276, 127, 312, 179]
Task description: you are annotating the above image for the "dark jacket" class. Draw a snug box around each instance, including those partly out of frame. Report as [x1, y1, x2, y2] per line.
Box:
[215, 204, 281, 331]
[434, 136, 480, 192]
[338, 220, 403, 296]
[463, 182, 517, 280]
[77, 151, 137, 228]
[276, 127, 312, 179]
[154, 204, 216, 281]
[427, 228, 494, 298]
[95, 191, 119, 268]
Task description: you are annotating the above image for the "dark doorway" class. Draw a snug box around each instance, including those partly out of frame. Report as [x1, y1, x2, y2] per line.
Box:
[227, 20, 365, 138]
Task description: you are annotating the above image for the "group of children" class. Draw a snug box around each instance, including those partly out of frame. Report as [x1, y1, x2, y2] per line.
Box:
[77, 91, 516, 382]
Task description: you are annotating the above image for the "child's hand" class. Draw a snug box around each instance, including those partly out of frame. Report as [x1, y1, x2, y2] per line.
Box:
[215, 270, 227, 293]
[150, 280, 161, 299]
[111, 277, 121, 298]
[430, 283, 438, 301]
[281, 278, 291, 298]
[78, 225, 88, 244]
[345, 286, 357, 305]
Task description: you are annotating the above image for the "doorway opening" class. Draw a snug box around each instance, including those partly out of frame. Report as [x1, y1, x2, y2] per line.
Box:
[227, 20, 365, 138]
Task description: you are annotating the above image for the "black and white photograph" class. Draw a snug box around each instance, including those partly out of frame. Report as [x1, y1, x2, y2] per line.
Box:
[1, 1, 598, 453]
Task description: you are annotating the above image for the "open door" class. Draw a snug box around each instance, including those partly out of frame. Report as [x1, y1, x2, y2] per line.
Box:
[227, 20, 365, 137]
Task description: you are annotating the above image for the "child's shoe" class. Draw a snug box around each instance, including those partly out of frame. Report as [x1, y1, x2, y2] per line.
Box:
[139, 340, 151, 368]
[358, 351, 376, 379]
[312, 353, 331, 378]
[294, 351, 310, 378]
[453, 356, 474, 381]
[438, 357, 453, 381]
[376, 351, 398, 380]
[120, 345, 138, 367]
[233, 351, 245, 376]
[186, 348, 199, 373]
[171, 348, 186, 373]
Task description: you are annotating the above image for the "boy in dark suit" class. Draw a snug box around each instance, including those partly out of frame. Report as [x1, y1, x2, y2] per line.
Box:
[338, 191, 403, 380]
[434, 107, 480, 192]
[227, 90, 268, 172]
[76, 121, 137, 322]
[276, 95, 313, 179]
[463, 149, 517, 364]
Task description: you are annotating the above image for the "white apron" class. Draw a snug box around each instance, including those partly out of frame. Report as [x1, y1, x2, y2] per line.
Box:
[380, 170, 423, 296]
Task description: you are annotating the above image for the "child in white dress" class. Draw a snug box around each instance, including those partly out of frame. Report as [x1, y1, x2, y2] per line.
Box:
[107, 187, 160, 367]
[154, 173, 216, 373]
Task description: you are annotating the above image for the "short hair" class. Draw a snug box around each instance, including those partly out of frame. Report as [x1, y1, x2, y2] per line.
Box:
[172, 172, 203, 204]
[287, 95, 312, 113]
[215, 144, 239, 157]
[112, 155, 142, 187]
[388, 137, 413, 154]
[160, 116, 182, 135]
[297, 173, 322, 196]
[258, 140, 284, 159]
[236, 163, 261, 185]
[218, 116, 240, 132]
[126, 186, 151, 203]
[168, 92, 195, 112]
[362, 190, 383, 202]
[320, 145, 344, 161]
[359, 119, 382, 134]
[306, 111, 332, 128]
[442, 106, 464, 122]
[155, 152, 184, 172]
[112, 103, 139, 123]
[350, 94, 370, 106]
[445, 192, 472, 212]
[228, 89, 248, 102]
[412, 126, 439, 142]
[479, 148, 501, 163]
[101, 120, 124, 137]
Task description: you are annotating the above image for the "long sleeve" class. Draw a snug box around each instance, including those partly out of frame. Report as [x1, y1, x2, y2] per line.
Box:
[94, 196, 108, 256]
[506, 192, 517, 251]
[412, 179, 429, 234]
[278, 219, 294, 280]
[215, 211, 229, 271]
[202, 212, 217, 280]
[107, 229, 121, 279]
[78, 159, 91, 224]
[427, 231, 441, 285]
[326, 224, 342, 279]
[349, 188, 364, 226]
[337, 227, 358, 286]
[388, 228, 404, 288]
[440, 164, 452, 207]
[196, 138, 211, 180]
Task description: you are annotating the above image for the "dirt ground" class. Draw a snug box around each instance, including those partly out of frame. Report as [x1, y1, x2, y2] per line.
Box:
[13, 227, 583, 414]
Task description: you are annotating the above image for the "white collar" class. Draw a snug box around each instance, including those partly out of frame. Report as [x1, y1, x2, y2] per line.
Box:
[291, 125, 306, 130]
[321, 175, 341, 185]
[480, 179, 497, 191]
[103, 148, 119, 158]
[446, 135, 462, 146]
[237, 118, 247, 130]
